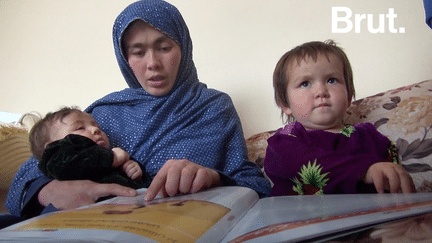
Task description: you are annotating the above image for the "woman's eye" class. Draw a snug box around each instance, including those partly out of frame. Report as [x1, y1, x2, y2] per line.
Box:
[159, 46, 172, 52]
[132, 51, 144, 56]
[128, 48, 145, 57]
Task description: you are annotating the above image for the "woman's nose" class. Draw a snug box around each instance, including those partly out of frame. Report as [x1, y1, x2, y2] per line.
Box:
[147, 51, 160, 70]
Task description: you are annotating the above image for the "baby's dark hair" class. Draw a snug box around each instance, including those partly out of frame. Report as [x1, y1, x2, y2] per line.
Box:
[273, 39, 355, 123]
[30, 106, 81, 160]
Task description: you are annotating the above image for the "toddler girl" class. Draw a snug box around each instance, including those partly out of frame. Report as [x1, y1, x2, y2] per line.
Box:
[264, 40, 415, 196]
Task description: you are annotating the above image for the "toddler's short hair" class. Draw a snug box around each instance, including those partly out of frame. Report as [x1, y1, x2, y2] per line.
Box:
[273, 40, 355, 122]
[30, 106, 81, 160]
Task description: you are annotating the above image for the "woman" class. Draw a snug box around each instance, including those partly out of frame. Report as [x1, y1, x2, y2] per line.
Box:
[5, 0, 271, 218]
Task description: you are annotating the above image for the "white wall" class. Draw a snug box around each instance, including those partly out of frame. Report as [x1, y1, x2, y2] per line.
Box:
[1, 0, 431, 138]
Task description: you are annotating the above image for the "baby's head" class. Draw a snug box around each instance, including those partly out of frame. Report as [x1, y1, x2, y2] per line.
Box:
[273, 40, 355, 124]
[30, 107, 109, 160]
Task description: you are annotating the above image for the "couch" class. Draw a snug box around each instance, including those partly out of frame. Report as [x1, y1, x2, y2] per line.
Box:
[1, 80, 432, 213]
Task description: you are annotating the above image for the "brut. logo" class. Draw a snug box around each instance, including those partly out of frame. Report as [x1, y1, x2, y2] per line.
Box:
[332, 7, 405, 34]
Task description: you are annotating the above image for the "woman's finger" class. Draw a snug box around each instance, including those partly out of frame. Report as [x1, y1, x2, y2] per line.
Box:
[179, 165, 196, 194]
[190, 168, 208, 193]
[144, 168, 169, 201]
[165, 165, 182, 197]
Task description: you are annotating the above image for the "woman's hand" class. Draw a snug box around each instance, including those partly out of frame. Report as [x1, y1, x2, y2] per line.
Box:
[143, 159, 221, 201]
[364, 162, 416, 194]
[38, 180, 137, 210]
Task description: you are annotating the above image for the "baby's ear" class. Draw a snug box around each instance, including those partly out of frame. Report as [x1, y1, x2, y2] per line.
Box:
[43, 139, 52, 149]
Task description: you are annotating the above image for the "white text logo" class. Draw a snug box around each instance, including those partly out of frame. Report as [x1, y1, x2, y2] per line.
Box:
[332, 7, 405, 33]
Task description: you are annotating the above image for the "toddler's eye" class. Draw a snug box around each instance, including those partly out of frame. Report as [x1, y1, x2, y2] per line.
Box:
[328, 78, 338, 84]
[300, 81, 310, 88]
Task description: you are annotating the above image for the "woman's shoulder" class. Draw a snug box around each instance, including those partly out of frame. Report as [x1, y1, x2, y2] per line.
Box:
[99, 88, 145, 101]
[202, 86, 232, 101]
[195, 85, 237, 111]
[85, 88, 145, 111]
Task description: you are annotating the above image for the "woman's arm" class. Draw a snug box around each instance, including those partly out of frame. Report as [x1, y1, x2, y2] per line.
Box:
[37, 180, 137, 209]
[6, 156, 137, 217]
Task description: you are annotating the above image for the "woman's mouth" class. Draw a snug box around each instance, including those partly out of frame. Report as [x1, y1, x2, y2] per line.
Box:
[148, 76, 165, 86]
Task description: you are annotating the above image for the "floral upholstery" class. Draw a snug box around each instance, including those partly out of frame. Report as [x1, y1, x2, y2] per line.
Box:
[245, 79, 432, 192]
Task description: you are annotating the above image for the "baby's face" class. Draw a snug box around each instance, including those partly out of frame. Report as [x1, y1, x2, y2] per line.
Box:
[47, 111, 110, 148]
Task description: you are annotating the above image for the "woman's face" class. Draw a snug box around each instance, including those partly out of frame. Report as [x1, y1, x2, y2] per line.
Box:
[123, 21, 181, 96]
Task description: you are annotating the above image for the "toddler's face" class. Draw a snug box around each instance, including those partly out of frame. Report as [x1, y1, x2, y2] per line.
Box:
[281, 53, 350, 132]
[47, 111, 110, 148]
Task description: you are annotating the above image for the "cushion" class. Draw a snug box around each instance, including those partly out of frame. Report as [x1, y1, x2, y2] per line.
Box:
[0, 123, 32, 212]
[0, 112, 40, 212]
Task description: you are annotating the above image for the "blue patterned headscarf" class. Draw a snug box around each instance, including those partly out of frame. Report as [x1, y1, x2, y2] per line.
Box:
[112, 0, 196, 90]
[6, 0, 270, 217]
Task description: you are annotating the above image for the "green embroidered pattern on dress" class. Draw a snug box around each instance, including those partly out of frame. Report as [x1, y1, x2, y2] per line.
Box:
[291, 159, 330, 195]
[341, 126, 356, 137]
[388, 141, 400, 164]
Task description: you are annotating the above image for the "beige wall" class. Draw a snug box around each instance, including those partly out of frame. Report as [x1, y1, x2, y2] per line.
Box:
[1, 0, 431, 138]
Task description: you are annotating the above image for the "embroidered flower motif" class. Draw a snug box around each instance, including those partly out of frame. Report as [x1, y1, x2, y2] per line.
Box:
[387, 95, 432, 134]
[291, 159, 329, 195]
[341, 126, 355, 137]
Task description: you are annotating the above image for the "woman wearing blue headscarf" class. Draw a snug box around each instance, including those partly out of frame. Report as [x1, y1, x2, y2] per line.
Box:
[5, 0, 271, 218]
[425, 0, 432, 28]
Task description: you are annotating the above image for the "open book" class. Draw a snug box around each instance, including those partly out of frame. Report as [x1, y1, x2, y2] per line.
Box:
[1, 186, 432, 242]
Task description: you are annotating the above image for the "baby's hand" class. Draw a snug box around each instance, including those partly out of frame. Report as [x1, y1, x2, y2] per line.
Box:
[122, 160, 143, 181]
[112, 147, 130, 168]
[364, 162, 416, 193]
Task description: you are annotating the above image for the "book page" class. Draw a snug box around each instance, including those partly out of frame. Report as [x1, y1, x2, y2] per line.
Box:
[0, 186, 259, 243]
[222, 193, 432, 243]
[309, 211, 432, 243]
